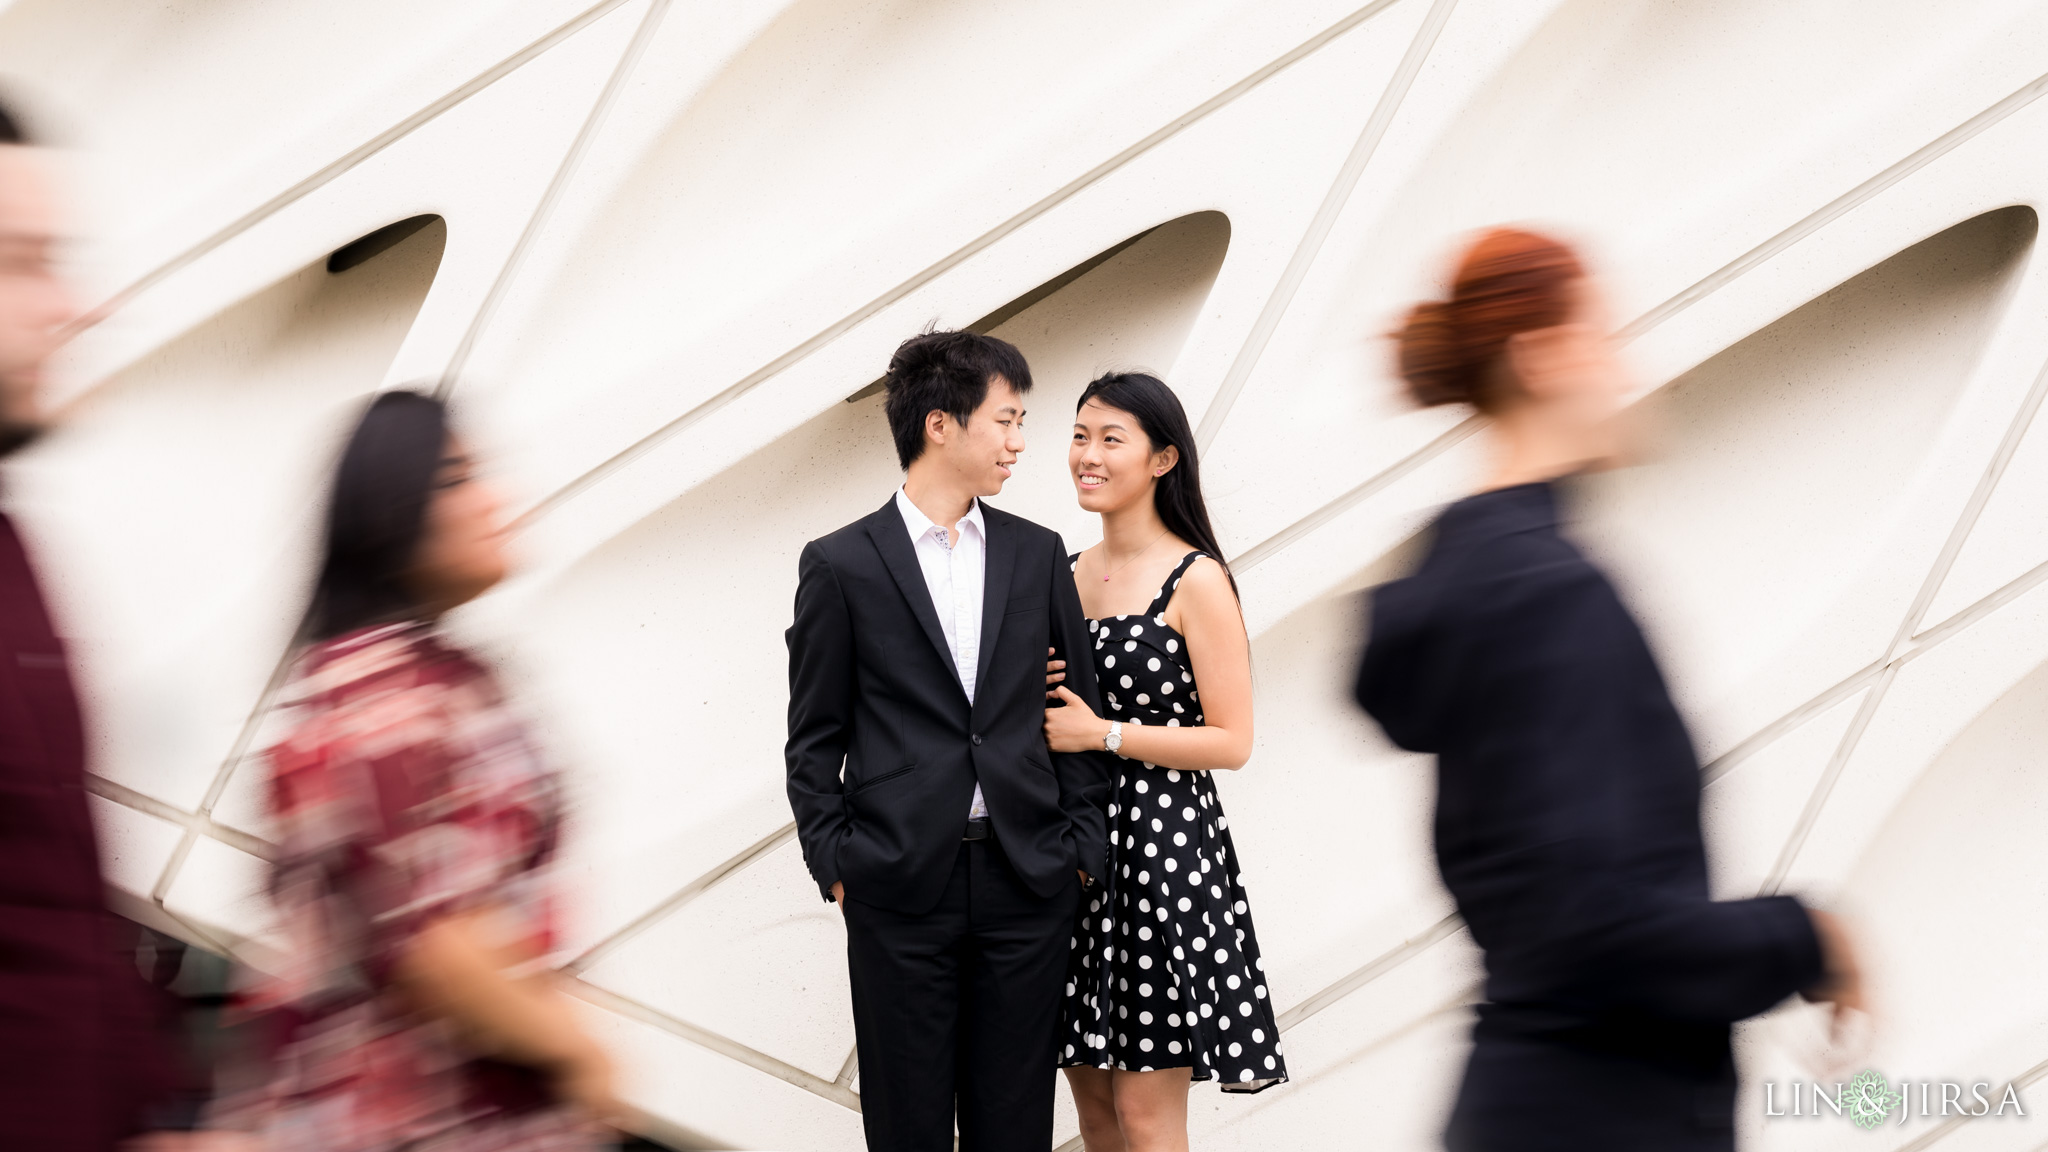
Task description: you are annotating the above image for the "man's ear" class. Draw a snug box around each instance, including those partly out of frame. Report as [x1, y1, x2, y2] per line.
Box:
[924, 408, 949, 448]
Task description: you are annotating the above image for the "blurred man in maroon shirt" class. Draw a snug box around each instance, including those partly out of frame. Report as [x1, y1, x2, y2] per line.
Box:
[0, 98, 180, 1148]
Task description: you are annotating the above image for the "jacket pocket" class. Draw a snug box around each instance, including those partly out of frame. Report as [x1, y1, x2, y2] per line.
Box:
[849, 762, 917, 793]
[1004, 593, 1046, 616]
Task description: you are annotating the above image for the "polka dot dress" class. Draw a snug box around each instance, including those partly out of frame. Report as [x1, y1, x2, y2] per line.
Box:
[1058, 551, 1287, 1093]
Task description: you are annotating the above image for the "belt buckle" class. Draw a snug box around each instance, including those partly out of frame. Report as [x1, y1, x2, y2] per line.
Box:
[962, 817, 990, 842]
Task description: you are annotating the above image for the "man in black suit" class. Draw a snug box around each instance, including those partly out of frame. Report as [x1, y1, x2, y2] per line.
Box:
[786, 329, 1113, 1152]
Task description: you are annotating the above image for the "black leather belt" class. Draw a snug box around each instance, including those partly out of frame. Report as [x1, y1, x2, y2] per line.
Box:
[962, 817, 990, 842]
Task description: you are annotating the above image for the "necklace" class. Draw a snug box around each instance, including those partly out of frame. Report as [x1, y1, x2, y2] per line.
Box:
[1099, 529, 1169, 582]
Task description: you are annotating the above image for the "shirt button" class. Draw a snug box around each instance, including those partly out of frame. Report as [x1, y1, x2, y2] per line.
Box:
[972, 734, 983, 746]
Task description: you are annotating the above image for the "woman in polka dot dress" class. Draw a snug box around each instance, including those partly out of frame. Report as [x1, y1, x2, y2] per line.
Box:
[1044, 372, 1286, 1151]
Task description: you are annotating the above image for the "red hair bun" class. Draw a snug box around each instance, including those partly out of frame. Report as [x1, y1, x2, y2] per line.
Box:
[1394, 228, 1583, 409]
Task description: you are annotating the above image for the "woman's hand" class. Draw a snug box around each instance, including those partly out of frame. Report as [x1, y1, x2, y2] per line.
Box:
[1045, 647, 1066, 697]
[554, 1038, 625, 1128]
[1044, 685, 1112, 753]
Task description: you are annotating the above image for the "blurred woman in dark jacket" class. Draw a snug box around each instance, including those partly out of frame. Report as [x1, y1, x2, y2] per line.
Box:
[1354, 229, 1863, 1151]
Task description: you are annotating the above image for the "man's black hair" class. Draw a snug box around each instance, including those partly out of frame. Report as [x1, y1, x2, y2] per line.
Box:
[881, 329, 1032, 470]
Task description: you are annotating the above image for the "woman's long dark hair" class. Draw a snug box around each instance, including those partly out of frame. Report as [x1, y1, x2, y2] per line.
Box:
[1076, 372, 1237, 599]
[308, 391, 450, 640]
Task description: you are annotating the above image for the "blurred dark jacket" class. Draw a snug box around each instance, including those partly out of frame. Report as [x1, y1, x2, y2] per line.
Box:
[0, 514, 170, 1148]
[1356, 481, 1823, 1151]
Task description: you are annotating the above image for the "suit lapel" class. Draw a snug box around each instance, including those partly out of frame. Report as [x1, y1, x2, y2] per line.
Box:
[974, 504, 1017, 708]
[864, 499, 965, 698]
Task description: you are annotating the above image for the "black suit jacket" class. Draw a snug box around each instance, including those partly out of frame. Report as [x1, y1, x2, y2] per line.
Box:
[785, 496, 1114, 915]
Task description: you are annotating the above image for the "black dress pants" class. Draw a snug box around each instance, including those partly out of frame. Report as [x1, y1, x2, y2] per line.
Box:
[843, 837, 1080, 1152]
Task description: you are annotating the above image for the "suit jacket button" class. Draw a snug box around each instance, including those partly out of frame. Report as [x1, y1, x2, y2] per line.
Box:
[971, 734, 983, 745]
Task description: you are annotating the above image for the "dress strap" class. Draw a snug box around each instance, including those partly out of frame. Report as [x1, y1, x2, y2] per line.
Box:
[1144, 551, 1210, 617]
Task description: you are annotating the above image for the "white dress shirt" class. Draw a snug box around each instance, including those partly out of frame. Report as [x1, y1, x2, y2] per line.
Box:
[894, 487, 989, 820]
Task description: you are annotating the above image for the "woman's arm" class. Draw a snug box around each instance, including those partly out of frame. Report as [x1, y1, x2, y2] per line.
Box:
[398, 909, 619, 1122]
[1044, 558, 1253, 771]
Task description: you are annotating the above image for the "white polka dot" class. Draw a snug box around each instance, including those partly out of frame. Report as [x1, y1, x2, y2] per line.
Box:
[1138, 926, 1151, 940]
[1139, 955, 1152, 969]
[1240, 1070, 1254, 1082]
[1134, 778, 1148, 793]
[1168, 1041, 1182, 1054]
[1161, 681, 1174, 694]
[1265, 1056, 1277, 1071]
[1173, 832, 1187, 846]
[1124, 640, 1137, 652]
[1216, 948, 1229, 963]
[1140, 1038, 1153, 1052]
[1144, 843, 1158, 858]
[1104, 654, 1115, 668]
[1136, 693, 1150, 705]
[1150, 818, 1162, 832]
[1183, 807, 1197, 821]
[1159, 794, 1172, 808]
[1120, 674, 1133, 688]
[1229, 1042, 1242, 1057]
[1139, 983, 1152, 997]
[1130, 624, 1143, 637]
[1240, 1002, 1253, 1016]
[1166, 639, 1179, 653]
[1177, 897, 1192, 912]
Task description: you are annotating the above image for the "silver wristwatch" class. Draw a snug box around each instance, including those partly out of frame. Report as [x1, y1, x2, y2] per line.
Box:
[1103, 721, 1124, 757]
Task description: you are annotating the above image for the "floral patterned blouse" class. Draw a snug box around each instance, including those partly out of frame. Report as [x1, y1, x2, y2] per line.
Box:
[226, 622, 597, 1151]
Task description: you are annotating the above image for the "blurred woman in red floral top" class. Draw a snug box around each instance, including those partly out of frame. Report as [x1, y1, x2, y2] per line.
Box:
[226, 391, 616, 1150]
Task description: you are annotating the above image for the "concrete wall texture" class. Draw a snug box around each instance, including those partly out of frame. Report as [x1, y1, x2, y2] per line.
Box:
[5, 1, 2048, 1148]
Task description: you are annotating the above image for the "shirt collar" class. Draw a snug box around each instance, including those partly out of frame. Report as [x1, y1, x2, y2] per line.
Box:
[895, 487, 984, 542]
